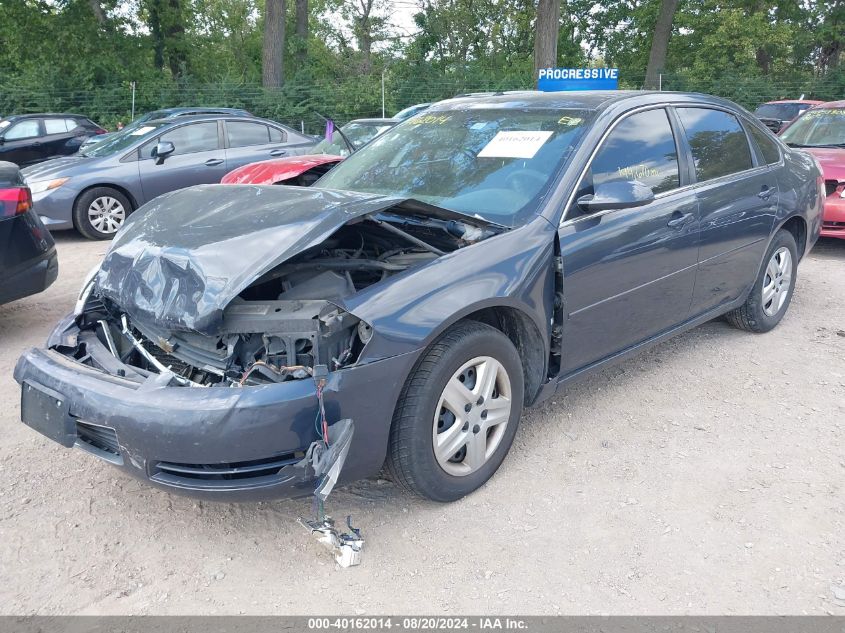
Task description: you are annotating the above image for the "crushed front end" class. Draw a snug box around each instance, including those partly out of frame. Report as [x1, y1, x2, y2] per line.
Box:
[14, 185, 501, 500]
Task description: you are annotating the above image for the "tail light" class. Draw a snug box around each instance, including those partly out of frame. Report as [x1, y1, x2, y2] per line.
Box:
[95, 128, 107, 135]
[0, 186, 33, 217]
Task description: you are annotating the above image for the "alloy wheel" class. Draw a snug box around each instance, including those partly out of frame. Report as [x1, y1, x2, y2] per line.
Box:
[761, 246, 792, 317]
[432, 356, 512, 477]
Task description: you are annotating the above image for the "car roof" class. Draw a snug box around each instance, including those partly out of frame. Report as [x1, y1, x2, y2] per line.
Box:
[348, 118, 401, 125]
[1, 113, 90, 121]
[153, 107, 250, 116]
[762, 100, 824, 105]
[430, 90, 741, 113]
[143, 113, 276, 128]
[811, 100, 845, 109]
[142, 113, 292, 129]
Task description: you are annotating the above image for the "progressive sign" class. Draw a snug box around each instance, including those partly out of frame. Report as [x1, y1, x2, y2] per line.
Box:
[538, 68, 619, 92]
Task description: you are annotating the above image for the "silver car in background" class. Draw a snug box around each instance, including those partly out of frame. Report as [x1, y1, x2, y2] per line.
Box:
[22, 114, 316, 239]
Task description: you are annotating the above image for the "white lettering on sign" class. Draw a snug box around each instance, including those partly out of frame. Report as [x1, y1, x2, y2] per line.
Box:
[477, 131, 553, 159]
[537, 67, 619, 80]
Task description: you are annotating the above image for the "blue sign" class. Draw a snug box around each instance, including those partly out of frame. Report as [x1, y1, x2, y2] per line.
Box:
[538, 67, 619, 92]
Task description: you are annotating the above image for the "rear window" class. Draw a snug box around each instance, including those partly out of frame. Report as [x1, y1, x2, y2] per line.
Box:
[44, 118, 80, 134]
[677, 108, 754, 181]
[754, 103, 802, 121]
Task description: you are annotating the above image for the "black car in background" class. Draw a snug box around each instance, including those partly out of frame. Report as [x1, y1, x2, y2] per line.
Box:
[0, 161, 58, 305]
[0, 114, 106, 166]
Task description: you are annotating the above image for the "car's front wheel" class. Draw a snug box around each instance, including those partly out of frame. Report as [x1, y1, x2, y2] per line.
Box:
[73, 187, 132, 240]
[387, 321, 524, 502]
[726, 228, 798, 333]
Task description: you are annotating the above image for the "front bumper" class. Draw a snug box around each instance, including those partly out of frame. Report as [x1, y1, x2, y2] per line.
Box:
[14, 330, 418, 501]
[32, 186, 78, 231]
[821, 195, 845, 239]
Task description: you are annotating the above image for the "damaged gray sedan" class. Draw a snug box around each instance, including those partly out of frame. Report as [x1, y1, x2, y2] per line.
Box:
[14, 91, 822, 502]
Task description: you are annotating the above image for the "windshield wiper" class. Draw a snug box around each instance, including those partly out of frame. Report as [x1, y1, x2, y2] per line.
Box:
[787, 142, 845, 149]
[314, 111, 356, 153]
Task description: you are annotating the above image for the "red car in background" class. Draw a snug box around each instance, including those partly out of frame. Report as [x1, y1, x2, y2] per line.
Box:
[222, 118, 398, 186]
[780, 101, 845, 239]
[754, 99, 823, 133]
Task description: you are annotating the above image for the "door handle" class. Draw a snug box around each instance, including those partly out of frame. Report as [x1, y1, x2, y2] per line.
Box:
[270, 149, 287, 157]
[204, 158, 224, 166]
[758, 186, 775, 200]
[667, 212, 694, 229]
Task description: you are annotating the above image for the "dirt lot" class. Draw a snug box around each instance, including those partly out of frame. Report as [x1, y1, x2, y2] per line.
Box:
[0, 232, 843, 615]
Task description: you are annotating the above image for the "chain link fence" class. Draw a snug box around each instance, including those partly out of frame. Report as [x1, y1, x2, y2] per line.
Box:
[1, 70, 842, 133]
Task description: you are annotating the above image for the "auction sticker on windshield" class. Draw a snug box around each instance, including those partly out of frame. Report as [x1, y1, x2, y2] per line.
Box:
[477, 131, 553, 159]
[130, 126, 156, 136]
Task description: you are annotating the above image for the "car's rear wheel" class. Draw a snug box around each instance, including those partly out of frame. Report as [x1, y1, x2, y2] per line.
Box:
[725, 229, 798, 333]
[73, 187, 132, 240]
[386, 321, 524, 502]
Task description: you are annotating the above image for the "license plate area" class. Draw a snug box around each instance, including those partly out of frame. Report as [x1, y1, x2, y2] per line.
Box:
[20, 381, 75, 447]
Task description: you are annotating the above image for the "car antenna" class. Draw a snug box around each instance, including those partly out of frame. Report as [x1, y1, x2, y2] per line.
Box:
[314, 111, 357, 154]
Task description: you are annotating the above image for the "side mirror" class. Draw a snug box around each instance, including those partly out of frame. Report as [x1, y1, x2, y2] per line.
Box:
[577, 180, 655, 213]
[153, 141, 175, 165]
[0, 137, 5, 145]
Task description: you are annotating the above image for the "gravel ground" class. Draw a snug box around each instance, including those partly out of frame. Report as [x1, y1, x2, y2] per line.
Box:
[0, 232, 843, 616]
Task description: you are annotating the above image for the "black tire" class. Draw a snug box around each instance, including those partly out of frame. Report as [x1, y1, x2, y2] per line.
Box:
[725, 229, 798, 333]
[386, 320, 525, 502]
[73, 187, 133, 240]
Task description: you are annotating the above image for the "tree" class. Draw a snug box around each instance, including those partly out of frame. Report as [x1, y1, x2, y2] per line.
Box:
[295, 0, 308, 66]
[644, 0, 678, 89]
[89, 0, 107, 26]
[143, 0, 190, 77]
[534, 0, 561, 75]
[339, 0, 390, 73]
[262, 0, 286, 87]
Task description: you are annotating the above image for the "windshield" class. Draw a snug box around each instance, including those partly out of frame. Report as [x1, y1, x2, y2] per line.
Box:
[754, 103, 808, 121]
[780, 108, 845, 148]
[316, 108, 593, 225]
[83, 121, 167, 157]
[313, 122, 395, 157]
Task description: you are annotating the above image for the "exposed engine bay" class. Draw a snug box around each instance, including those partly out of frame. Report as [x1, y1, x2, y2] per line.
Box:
[68, 211, 500, 388]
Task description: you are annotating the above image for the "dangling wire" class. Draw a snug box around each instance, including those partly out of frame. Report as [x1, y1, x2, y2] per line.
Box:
[315, 379, 329, 446]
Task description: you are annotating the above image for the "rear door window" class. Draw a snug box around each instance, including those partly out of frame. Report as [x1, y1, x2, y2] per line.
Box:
[269, 126, 286, 143]
[589, 108, 681, 195]
[747, 124, 781, 165]
[677, 108, 754, 181]
[227, 121, 271, 147]
[4, 120, 41, 140]
[44, 118, 70, 134]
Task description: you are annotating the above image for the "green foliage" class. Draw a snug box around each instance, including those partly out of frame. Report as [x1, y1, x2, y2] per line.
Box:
[0, 0, 840, 131]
